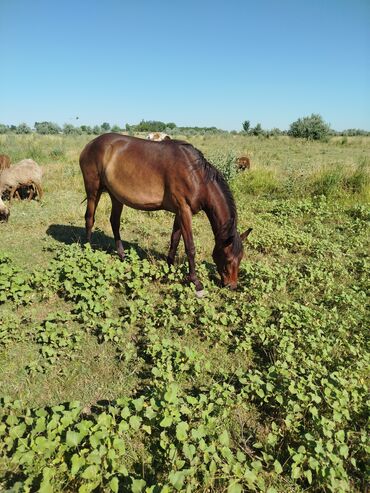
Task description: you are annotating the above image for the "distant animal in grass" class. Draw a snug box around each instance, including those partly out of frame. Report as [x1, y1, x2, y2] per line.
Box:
[0, 154, 11, 172]
[235, 156, 251, 171]
[147, 132, 171, 141]
[0, 159, 43, 222]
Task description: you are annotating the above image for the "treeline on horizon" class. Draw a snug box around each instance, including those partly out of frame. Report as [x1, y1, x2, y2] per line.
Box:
[0, 114, 369, 140]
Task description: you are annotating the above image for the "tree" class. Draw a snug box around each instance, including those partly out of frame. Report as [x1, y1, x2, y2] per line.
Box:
[288, 114, 331, 140]
[251, 123, 263, 136]
[63, 124, 82, 135]
[242, 120, 250, 133]
[35, 121, 61, 134]
[93, 125, 102, 135]
[0, 124, 9, 134]
[111, 124, 121, 132]
[135, 120, 167, 132]
[101, 122, 111, 132]
[15, 123, 32, 134]
[80, 125, 93, 134]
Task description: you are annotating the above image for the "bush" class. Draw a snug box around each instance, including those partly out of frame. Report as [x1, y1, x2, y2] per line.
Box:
[289, 114, 331, 141]
[15, 123, 32, 134]
[63, 124, 82, 135]
[35, 121, 61, 134]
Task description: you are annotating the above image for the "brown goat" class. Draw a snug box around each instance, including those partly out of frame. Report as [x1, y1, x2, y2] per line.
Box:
[236, 156, 251, 171]
[0, 154, 11, 171]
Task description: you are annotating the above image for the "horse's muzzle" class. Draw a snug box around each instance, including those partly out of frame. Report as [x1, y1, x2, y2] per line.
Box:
[222, 281, 238, 291]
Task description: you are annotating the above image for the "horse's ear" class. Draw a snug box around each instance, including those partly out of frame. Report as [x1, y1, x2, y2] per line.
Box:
[223, 236, 234, 247]
[240, 228, 253, 242]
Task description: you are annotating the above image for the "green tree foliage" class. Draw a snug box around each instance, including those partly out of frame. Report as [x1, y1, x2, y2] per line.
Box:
[0, 124, 9, 134]
[242, 120, 250, 133]
[80, 125, 93, 134]
[35, 121, 61, 134]
[15, 123, 32, 134]
[62, 124, 82, 135]
[134, 120, 168, 132]
[111, 124, 121, 132]
[101, 122, 111, 132]
[341, 128, 370, 136]
[289, 114, 331, 140]
[251, 123, 264, 136]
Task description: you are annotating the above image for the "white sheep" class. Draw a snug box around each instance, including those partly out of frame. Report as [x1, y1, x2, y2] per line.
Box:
[0, 159, 43, 221]
[147, 132, 171, 141]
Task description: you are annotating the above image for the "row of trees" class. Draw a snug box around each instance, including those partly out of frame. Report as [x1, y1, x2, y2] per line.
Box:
[243, 114, 370, 140]
[0, 122, 123, 135]
[0, 116, 369, 139]
[242, 115, 331, 140]
[125, 120, 226, 136]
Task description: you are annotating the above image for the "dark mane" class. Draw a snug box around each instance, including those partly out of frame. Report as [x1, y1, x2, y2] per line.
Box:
[182, 144, 241, 253]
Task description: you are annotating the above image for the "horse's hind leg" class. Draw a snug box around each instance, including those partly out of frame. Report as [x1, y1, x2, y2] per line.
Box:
[85, 190, 102, 243]
[109, 194, 125, 260]
[167, 213, 181, 265]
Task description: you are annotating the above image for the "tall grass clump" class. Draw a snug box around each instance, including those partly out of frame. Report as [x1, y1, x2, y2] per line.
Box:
[344, 159, 370, 196]
[233, 167, 282, 196]
[0, 134, 91, 165]
[309, 161, 369, 199]
[206, 149, 239, 182]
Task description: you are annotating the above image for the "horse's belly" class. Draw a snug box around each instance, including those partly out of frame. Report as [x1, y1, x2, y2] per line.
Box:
[103, 169, 164, 210]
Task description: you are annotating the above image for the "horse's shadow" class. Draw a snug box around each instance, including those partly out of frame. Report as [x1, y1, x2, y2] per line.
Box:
[45, 224, 165, 261]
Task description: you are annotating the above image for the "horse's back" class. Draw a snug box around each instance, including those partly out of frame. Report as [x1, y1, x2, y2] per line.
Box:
[80, 133, 202, 212]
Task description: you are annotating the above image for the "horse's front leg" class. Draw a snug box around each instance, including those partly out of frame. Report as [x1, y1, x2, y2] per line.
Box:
[179, 206, 204, 293]
[167, 213, 181, 266]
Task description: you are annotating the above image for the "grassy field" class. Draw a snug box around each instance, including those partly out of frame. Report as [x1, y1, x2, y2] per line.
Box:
[0, 133, 369, 492]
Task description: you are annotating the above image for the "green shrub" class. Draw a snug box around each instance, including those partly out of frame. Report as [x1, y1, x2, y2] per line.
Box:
[289, 114, 331, 141]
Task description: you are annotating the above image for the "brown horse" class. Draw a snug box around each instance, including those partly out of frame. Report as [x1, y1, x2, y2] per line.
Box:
[79, 133, 251, 293]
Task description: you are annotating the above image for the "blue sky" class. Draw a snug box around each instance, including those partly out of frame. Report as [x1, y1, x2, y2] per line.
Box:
[0, 0, 369, 131]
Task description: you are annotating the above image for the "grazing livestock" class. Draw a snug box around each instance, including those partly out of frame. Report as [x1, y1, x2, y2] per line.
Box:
[0, 159, 43, 222]
[147, 132, 171, 141]
[0, 154, 11, 172]
[80, 133, 252, 293]
[236, 156, 251, 171]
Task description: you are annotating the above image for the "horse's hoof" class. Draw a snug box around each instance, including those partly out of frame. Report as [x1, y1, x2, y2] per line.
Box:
[195, 289, 206, 299]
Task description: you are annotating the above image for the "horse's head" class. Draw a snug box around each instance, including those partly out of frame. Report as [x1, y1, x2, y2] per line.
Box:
[0, 196, 10, 222]
[212, 228, 252, 289]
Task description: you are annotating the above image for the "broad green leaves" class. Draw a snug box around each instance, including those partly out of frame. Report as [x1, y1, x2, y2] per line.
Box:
[0, 196, 369, 492]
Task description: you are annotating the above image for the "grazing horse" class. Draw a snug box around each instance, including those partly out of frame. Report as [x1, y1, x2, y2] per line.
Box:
[79, 133, 251, 292]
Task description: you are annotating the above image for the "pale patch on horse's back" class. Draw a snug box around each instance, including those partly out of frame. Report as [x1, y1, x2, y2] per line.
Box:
[147, 132, 171, 141]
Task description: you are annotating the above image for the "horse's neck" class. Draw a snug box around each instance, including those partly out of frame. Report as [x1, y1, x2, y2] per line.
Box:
[203, 181, 235, 243]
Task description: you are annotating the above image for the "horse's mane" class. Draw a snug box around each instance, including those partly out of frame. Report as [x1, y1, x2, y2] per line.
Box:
[180, 143, 241, 254]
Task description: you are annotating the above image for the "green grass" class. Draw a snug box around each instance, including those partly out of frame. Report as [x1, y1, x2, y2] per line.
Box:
[0, 134, 369, 492]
